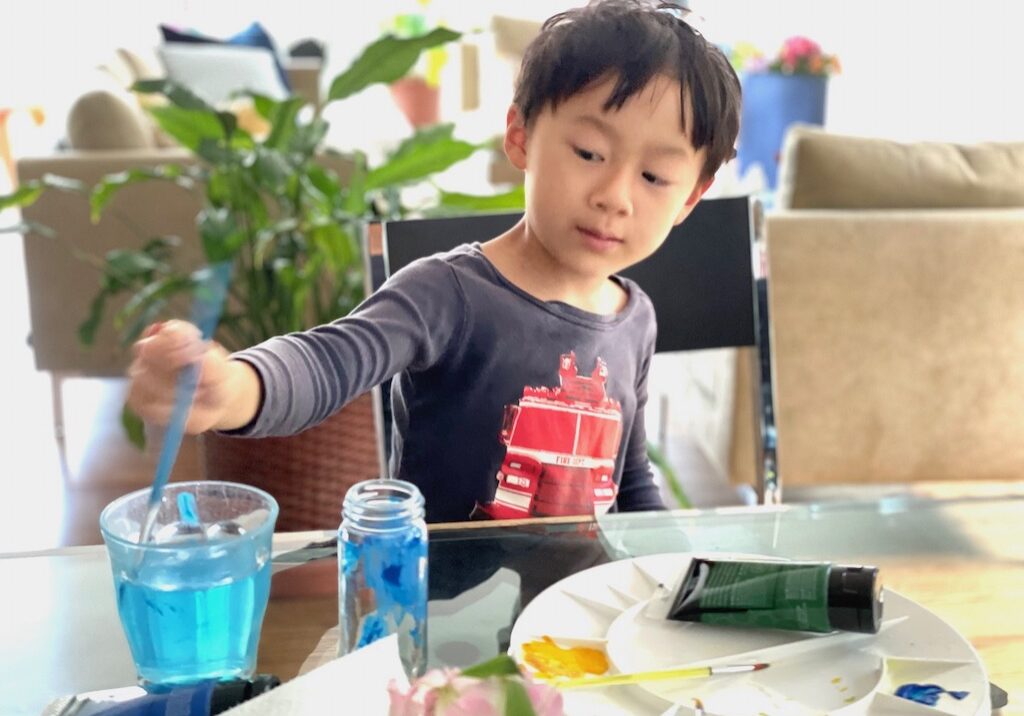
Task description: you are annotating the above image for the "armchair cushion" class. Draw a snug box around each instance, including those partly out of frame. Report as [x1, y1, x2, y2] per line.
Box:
[777, 125, 1024, 210]
[66, 89, 155, 150]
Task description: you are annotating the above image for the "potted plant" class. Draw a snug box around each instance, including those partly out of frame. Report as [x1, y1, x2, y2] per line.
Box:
[729, 36, 841, 188]
[385, 1, 450, 128]
[1, 27, 522, 529]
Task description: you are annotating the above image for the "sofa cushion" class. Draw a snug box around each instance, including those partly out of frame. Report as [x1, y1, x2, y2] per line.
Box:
[160, 21, 291, 93]
[66, 89, 155, 150]
[157, 43, 288, 105]
[777, 125, 1024, 209]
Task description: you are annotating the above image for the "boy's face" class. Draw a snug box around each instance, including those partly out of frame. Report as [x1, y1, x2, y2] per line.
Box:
[504, 73, 710, 283]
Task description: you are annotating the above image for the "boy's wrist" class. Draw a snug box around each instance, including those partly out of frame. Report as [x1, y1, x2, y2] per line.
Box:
[214, 359, 262, 432]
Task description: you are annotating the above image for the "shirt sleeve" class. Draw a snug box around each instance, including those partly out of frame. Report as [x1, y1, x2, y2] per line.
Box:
[227, 257, 466, 437]
[614, 313, 667, 513]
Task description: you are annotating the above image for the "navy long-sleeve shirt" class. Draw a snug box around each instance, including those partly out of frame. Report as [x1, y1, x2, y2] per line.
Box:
[232, 243, 665, 522]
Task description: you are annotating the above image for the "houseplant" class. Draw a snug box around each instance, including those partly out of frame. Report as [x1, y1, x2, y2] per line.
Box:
[385, 0, 450, 128]
[730, 36, 841, 188]
[1, 27, 522, 528]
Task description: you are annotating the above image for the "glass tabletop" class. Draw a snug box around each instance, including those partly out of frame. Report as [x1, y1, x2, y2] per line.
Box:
[423, 494, 1021, 714]
[2, 494, 1020, 715]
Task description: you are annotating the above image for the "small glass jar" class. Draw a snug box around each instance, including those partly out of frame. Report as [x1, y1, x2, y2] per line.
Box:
[337, 479, 428, 677]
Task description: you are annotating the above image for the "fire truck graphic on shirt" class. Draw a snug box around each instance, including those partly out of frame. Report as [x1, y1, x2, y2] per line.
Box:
[474, 351, 624, 519]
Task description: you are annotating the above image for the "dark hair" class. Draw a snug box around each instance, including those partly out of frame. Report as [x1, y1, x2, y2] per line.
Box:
[513, 0, 741, 182]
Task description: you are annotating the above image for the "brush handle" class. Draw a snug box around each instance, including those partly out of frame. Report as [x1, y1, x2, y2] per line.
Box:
[138, 362, 202, 543]
[137, 261, 232, 545]
[546, 665, 713, 689]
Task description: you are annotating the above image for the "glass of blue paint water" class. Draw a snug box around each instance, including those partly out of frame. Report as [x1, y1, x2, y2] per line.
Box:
[338, 479, 428, 677]
[100, 481, 278, 686]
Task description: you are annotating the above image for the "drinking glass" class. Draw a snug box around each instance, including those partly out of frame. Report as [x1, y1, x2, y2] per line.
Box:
[100, 481, 278, 686]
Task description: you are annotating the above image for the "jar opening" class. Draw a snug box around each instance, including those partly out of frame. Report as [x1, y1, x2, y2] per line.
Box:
[343, 479, 425, 524]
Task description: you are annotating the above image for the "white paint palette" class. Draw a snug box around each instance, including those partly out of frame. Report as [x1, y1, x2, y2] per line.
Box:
[509, 553, 991, 716]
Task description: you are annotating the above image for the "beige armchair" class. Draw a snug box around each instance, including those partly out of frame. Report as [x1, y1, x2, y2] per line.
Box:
[765, 126, 1024, 491]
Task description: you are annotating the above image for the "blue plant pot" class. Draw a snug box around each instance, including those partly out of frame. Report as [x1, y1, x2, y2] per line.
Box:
[737, 73, 828, 189]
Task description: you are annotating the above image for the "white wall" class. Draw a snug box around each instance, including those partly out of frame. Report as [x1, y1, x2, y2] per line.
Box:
[3, 1, 1020, 147]
[693, 0, 1024, 143]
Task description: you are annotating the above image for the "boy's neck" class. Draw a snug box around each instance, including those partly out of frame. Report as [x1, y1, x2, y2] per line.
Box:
[481, 219, 628, 315]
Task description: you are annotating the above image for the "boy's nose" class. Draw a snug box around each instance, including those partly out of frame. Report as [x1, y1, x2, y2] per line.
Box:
[589, 167, 633, 216]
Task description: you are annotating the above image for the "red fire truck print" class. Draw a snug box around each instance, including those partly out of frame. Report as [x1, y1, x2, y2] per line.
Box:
[475, 351, 623, 519]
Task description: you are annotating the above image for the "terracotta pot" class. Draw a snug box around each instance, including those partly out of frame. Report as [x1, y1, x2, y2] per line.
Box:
[389, 76, 440, 128]
[202, 392, 381, 532]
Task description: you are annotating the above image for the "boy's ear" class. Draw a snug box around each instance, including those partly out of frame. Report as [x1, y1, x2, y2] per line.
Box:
[503, 105, 529, 171]
[673, 177, 714, 225]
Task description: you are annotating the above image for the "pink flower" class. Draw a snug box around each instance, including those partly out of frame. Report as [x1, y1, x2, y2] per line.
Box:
[388, 667, 564, 716]
[781, 35, 822, 60]
[524, 680, 565, 716]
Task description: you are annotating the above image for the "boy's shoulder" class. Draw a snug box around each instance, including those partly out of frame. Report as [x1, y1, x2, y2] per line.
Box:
[389, 241, 489, 284]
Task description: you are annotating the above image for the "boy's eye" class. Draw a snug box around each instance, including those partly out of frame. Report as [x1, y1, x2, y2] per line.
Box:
[573, 146, 600, 162]
[642, 171, 668, 187]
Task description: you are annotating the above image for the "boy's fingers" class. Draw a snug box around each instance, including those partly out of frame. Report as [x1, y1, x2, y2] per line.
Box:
[135, 321, 206, 367]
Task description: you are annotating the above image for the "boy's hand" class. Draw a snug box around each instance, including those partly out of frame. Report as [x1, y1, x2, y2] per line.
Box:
[127, 320, 260, 433]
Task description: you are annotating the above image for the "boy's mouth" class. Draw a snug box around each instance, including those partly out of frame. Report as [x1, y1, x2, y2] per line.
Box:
[577, 226, 623, 244]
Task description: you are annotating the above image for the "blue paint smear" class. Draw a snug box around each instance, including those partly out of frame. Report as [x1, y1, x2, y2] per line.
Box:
[342, 526, 427, 672]
[895, 683, 970, 707]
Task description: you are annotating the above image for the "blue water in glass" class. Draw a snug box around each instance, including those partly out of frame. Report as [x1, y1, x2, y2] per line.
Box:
[115, 560, 271, 685]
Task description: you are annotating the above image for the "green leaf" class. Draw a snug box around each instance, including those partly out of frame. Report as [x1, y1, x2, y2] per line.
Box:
[647, 441, 692, 508]
[198, 207, 246, 262]
[0, 220, 56, 238]
[140, 235, 183, 262]
[104, 250, 163, 284]
[310, 223, 356, 273]
[115, 275, 194, 333]
[365, 130, 478, 189]
[133, 79, 214, 112]
[343, 152, 368, 215]
[438, 185, 526, 211]
[90, 165, 192, 222]
[0, 181, 44, 210]
[195, 138, 236, 166]
[78, 291, 109, 346]
[327, 28, 461, 103]
[251, 148, 292, 191]
[264, 97, 305, 150]
[290, 117, 329, 155]
[305, 165, 342, 204]
[216, 110, 238, 140]
[252, 93, 277, 120]
[121, 403, 146, 450]
[149, 106, 226, 152]
[41, 174, 90, 194]
[461, 654, 522, 679]
[120, 296, 170, 346]
[504, 679, 538, 716]
[393, 122, 455, 152]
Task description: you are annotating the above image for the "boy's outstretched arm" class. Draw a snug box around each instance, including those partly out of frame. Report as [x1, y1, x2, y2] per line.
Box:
[127, 320, 263, 433]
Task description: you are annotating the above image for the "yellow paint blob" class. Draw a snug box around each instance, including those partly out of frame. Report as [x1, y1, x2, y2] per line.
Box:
[521, 636, 609, 678]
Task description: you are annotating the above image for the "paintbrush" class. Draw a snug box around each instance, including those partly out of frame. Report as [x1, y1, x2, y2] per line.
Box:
[137, 261, 232, 546]
[541, 662, 768, 689]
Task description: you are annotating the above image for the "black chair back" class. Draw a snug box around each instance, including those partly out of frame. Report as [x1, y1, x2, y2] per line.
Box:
[363, 196, 778, 502]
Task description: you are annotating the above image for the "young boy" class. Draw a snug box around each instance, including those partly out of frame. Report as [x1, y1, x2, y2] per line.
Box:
[128, 0, 741, 523]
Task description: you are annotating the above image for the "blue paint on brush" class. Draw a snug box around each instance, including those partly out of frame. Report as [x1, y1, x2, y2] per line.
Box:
[895, 683, 969, 707]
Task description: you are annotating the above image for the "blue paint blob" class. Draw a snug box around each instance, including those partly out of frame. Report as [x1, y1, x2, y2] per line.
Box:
[895, 683, 969, 707]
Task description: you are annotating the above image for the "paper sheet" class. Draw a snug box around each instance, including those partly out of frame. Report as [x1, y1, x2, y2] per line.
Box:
[222, 635, 409, 715]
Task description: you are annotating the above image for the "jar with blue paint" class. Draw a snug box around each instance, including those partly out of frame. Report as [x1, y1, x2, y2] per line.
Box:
[338, 479, 428, 677]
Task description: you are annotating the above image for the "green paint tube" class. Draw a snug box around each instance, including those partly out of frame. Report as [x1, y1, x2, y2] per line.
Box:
[657, 557, 883, 634]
